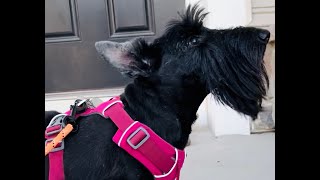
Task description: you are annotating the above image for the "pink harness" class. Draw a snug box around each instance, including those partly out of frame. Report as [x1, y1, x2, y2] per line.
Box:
[45, 96, 186, 180]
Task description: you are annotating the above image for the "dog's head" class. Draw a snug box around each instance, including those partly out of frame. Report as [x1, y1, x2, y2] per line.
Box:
[95, 4, 269, 119]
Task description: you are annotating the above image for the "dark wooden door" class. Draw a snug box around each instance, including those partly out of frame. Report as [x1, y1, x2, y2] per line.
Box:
[45, 0, 185, 93]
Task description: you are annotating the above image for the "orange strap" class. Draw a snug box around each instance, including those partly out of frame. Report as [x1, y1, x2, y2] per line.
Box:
[45, 124, 74, 156]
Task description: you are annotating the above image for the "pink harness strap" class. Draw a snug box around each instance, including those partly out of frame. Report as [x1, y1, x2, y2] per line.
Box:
[45, 96, 186, 180]
[45, 114, 67, 180]
[48, 151, 64, 180]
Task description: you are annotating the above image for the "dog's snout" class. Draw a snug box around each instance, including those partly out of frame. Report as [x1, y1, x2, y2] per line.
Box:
[258, 30, 270, 43]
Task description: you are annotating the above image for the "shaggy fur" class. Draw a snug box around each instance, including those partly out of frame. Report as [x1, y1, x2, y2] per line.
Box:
[45, 4, 269, 180]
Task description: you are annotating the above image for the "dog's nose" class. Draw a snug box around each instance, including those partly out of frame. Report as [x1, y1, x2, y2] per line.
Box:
[258, 30, 270, 43]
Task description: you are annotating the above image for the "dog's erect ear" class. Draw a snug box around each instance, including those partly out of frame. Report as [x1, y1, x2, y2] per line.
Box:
[95, 38, 160, 78]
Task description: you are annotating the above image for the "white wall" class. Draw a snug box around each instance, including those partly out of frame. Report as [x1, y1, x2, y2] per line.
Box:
[185, 0, 252, 29]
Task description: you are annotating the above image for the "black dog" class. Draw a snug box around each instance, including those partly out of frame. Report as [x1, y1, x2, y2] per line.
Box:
[45, 4, 269, 180]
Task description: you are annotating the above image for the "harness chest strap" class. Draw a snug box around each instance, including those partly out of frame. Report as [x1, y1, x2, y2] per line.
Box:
[45, 114, 66, 180]
[45, 96, 186, 180]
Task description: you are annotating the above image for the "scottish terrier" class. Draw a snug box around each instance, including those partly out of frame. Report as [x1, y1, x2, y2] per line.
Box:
[45, 4, 269, 180]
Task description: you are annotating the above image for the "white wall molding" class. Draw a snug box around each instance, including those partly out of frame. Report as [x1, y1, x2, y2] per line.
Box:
[45, 87, 124, 112]
[45, 87, 124, 101]
[248, 0, 275, 28]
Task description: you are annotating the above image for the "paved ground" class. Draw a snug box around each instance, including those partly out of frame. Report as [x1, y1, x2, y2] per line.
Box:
[180, 128, 275, 180]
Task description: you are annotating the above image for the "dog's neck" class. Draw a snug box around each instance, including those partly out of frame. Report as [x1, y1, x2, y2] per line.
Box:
[120, 75, 208, 149]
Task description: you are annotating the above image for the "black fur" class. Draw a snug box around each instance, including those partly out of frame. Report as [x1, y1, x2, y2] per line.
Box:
[45, 4, 269, 180]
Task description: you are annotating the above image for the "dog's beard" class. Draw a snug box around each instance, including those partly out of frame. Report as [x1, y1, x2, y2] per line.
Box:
[201, 42, 269, 119]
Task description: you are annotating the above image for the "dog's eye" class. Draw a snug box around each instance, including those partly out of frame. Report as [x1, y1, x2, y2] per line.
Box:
[189, 37, 200, 46]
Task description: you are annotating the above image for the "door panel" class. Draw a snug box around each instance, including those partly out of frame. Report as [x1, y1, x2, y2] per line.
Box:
[108, 0, 155, 38]
[45, 0, 80, 43]
[45, 0, 185, 93]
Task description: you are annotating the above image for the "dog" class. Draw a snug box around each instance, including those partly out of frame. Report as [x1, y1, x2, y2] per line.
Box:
[45, 4, 269, 180]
